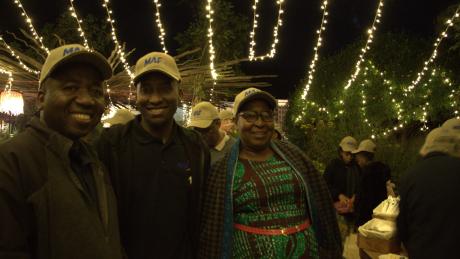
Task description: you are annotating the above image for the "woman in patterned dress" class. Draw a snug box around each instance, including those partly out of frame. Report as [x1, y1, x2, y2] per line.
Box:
[199, 88, 342, 259]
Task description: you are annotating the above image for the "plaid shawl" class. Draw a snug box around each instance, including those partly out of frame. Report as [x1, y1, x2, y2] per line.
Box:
[199, 139, 342, 259]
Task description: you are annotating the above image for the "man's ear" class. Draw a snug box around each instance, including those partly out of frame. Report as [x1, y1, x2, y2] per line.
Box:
[216, 119, 222, 128]
[37, 90, 45, 111]
[178, 88, 184, 99]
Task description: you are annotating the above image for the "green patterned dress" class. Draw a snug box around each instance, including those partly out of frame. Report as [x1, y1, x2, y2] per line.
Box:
[232, 155, 319, 259]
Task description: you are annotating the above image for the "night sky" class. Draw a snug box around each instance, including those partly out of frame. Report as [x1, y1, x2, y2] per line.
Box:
[0, 0, 458, 99]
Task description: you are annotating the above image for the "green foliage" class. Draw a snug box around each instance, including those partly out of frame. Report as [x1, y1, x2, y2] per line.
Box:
[41, 13, 113, 56]
[287, 32, 460, 180]
[174, 0, 250, 61]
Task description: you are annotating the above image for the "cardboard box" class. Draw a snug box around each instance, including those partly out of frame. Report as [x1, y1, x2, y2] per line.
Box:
[357, 233, 401, 254]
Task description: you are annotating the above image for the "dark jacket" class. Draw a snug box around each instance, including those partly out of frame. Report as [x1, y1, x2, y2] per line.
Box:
[323, 158, 360, 201]
[0, 117, 123, 259]
[97, 117, 210, 259]
[199, 139, 342, 259]
[355, 161, 391, 227]
[397, 152, 460, 259]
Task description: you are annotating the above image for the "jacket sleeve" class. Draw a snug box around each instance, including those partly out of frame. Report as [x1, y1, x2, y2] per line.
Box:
[0, 151, 31, 259]
[396, 175, 410, 246]
[323, 161, 340, 201]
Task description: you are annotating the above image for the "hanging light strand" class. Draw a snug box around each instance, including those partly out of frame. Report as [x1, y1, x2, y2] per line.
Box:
[101, 0, 134, 80]
[153, 0, 168, 53]
[69, 0, 90, 49]
[0, 36, 40, 75]
[300, 0, 329, 100]
[249, 0, 285, 61]
[205, 0, 218, 100]
[12, 0, 49, 54]
[344, 0, 384, 91]
[404, 5, 460, 96]
[0, 68, 14, 92]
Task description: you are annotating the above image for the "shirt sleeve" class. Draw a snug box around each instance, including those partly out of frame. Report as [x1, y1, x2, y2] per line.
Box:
[0, 152, 32, 259]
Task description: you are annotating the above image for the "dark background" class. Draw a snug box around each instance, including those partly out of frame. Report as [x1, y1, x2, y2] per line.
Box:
[0, 0, 458, 99]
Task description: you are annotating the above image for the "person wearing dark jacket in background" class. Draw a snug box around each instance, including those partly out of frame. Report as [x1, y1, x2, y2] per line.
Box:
[97, 52, 210, 259]
[0, 44, 123, 259]
[353, 139, 391, 227]
[397, 125, 460, 259]
[323, 136, 360, 239]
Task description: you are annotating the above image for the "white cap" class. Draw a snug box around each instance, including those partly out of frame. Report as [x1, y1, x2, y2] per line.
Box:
[339, 136, 358, 152]
[353, 139, 377, 154]
[39, 44, 112, 87]
[419, 127, 457, 156]
[233, 88, 277, 115]
[442, 118, 460, 135]
[188, 102, 219, 128]
[134, 52, 181, 83]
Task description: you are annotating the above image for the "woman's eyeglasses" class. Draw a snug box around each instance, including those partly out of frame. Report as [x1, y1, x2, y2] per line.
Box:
[238, 111, 274, 123]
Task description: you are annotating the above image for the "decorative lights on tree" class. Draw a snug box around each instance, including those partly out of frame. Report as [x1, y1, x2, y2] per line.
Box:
[300, 0, 329, 101]
[12, 0, 49, 54]
[101, 0, 134, 80]
[403, 5, 460, 97]
[205, 0, 218, 100]
[248, 0, 285, 61]
[0, 36, 40, 75]
[338, 0, 385, 115]
[69, 0, 90, 49]
[153, 0, 168, 53]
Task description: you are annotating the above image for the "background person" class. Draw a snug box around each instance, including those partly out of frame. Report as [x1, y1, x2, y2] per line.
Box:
[189, 102, 236, 165]
[397, 126, 460, 258]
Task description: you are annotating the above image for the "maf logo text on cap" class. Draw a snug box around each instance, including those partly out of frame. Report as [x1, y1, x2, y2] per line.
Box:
[63, 46, 82, 57]
[144, 56, 162, 66]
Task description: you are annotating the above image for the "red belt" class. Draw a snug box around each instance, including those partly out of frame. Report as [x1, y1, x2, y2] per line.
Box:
[234, 219, 311, 236]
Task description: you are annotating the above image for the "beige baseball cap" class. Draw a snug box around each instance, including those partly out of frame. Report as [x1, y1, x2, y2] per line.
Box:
[442, 118, 460, 134]
[233, 88, 277, 115]
[339, 136, 358, 152]
[39, 44, 112, 87]
[219, 109, 234, 120]
[188, 102, 219, 129]
[420, 127, 457, 156]
[134, 52, 181, 83]
[353, 139, 377, 154]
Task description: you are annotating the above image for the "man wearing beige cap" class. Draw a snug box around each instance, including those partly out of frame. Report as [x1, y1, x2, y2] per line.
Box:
[352, 139, 391, 227]
[323, 136, 360, 238]
[397, 126, 460, 258]
[97, 52, 210, 259]
[0, 44, 123, 259]
[189, 102, 236, 165]
[219, 109, 236, 136]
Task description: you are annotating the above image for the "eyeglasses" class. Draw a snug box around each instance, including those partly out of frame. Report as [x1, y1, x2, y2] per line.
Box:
[238, 111, 274, 123]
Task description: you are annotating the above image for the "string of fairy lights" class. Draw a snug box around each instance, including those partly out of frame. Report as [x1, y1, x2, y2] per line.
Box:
[101, 0, 134, 80]
[0, 68, 14, 92]
[12, 0, 49, 54]
[0, 36, 40, 75]
[69, 0, 90, 49]
[248, 0, 285, 61]
[153, 0, 168, 53]
[403, 6, 460, 97]
[205, 0, 218, 99]
[300, 0, 329, 101]
[344, 0, 384, 91]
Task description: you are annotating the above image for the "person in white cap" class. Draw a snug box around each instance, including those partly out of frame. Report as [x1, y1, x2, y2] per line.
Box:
[0, 44, 124, 259]
[397, 126, 460, 258]
[97, 52, 210, 259]
[323, 136, 360, 234]
[199, 88, 342, 258]
[219, 109, 236, 136]
[352, 139, 391, 227]
[189, 102, 236, 165]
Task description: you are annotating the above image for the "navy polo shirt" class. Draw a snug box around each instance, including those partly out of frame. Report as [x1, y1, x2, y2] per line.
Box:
[116, 117, 193, 259]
